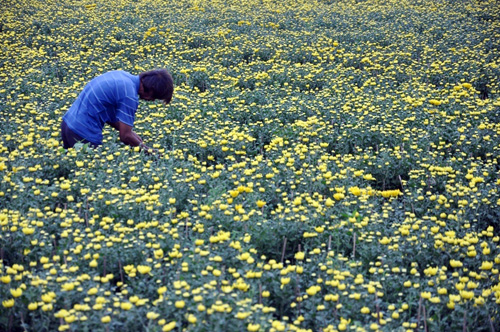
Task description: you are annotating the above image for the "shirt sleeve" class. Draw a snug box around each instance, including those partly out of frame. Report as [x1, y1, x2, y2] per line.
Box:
[115, 84, 138, 127]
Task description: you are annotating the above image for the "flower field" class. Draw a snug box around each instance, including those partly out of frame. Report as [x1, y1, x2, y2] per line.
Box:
[1, 0, 500, 331]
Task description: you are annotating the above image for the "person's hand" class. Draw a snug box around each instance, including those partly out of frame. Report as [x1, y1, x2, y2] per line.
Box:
[139, 142, 151, 152]
[139, 143, 162, 157]
[133, 132, 143, 144]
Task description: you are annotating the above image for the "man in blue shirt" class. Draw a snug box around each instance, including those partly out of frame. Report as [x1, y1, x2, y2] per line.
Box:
[61, 69, 173, 151]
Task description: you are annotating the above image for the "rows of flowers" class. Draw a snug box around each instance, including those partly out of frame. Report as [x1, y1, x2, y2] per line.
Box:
[1, 0, 500, 331]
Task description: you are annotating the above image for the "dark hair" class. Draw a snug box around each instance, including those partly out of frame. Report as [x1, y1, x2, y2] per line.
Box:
[139, 69, 174, 104]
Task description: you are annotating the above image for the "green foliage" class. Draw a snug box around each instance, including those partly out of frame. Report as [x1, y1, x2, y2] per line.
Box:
[1, 0, 500, 331]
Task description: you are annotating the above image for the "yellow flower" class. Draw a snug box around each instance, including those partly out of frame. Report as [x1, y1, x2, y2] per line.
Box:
[460, 290, 474, 300]
[236, 312, 251, 320]
[42, 304, 53, 312]
[101, 316, 111, 323]
[2, 299, 15, 308]
[41, 293, 54, 303]
[247, 324, 261, 332]
[175, 300, 185, 309]
[437, 288, 448, 295]
[10, 288, 22, 298]
[147, 312, 160, 320]
[421, 291, 431, 299]
[294, 252, 305, 260]
[306, 285, 320, 296]
[121, 302, 133, 310]
[137, 265, 152, 274]
[424, 266, 438, 276]
[363, 174, 375, 181]
[62, 283, 75, 291]
[154, 249, 164, 259]
[136, 299, 148, 306]
[450, 260, 463, 268]
[88, 287, 98, 295]
[28, 302, 38, 311]
[467, 281, 478, 289]
[333, 193, 344, 200]
[22, 227, 35, 235]
[360, 307, 370, 314]
[480, 261, 493, 270]
[379, 237, 391, 245]
[256, 200, 266, 208]
[162, 321, 176, 332]
[474, 296, 485, 306]
[349, 186, 361, 196]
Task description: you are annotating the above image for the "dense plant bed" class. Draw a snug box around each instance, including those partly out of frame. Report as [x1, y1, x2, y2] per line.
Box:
[1, 0, 499, 331]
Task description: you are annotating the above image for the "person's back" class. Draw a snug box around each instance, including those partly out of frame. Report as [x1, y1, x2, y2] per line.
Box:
[62, 70, 139, 146]
[60, 68, 173, 151]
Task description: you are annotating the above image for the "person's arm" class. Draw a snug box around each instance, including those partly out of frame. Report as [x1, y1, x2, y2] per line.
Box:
[131, 131, 143, 145]
[113, 121, 150, 150]
[107, 121, 120, 130]
[108, 121, 141, 146]
[113, 88, 155, 153]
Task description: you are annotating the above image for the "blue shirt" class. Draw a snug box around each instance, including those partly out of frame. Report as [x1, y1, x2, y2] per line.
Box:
[63, 70, 140, 145]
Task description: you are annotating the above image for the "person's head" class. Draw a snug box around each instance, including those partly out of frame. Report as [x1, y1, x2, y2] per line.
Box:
[138, 69, 174, 104]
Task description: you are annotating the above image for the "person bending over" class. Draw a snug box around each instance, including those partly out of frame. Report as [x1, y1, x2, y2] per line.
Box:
[61, 69, 173, 151]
